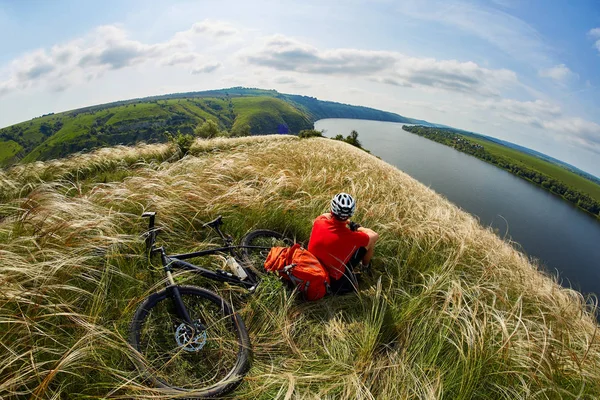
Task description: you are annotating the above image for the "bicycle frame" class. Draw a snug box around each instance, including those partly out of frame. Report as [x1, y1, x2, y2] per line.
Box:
[140, 211, 264, 330]
[166, 247, 257, 289]
[142, 212, 259, 291]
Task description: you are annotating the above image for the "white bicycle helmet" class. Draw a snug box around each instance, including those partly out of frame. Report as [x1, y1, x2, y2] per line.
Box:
[331, 193, 356, 220]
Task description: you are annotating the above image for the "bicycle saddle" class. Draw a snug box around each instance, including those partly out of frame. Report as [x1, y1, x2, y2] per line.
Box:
[203, 215, 223, 228]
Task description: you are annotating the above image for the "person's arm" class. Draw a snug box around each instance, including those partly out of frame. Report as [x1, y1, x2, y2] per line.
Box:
[357, 226, 379, 248]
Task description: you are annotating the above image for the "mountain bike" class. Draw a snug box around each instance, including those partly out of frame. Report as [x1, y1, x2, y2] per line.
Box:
[129, 211, 293, 398]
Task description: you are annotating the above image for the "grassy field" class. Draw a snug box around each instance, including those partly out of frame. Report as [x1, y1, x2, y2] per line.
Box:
[3, 96, 312, 165]
[0, 88, 419, 166]
[467, 136, 600, 202]
[231, 97, 312, 134]
[18, 99, 224, 163]
[1, 135, 599, 399]
[0, 140, 22, 165]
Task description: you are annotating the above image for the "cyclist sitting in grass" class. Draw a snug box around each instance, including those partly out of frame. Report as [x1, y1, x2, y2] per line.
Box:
[308, 193, 379, 295]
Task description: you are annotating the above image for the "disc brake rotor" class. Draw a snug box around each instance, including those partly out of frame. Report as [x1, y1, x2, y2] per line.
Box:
[175, 320, 207, 352]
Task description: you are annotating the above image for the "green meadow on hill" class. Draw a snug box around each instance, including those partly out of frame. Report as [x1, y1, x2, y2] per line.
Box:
[0, 87, 418, 166]
[11, 96, 311, 164]
[1, 135, 599, 399]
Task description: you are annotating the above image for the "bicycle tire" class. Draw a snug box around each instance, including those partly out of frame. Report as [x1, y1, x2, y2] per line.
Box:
[129, 286, 251, 398]
[240, 230, 294, 273]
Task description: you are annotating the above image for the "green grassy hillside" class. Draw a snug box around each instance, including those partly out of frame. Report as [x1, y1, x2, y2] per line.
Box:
[1, 136, 599, 399]
[0, 95, 309, 165]
[231, 96, 312, 134]
[467, 136, 600, 201]
[0, 140, 22, 166]
[16, 98, 230, 163]
[0, 88, 420, 166]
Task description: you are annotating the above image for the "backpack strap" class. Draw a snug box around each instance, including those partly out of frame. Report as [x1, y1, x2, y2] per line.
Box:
[282, 263, 296, 273]
[283, 263, 304, 287]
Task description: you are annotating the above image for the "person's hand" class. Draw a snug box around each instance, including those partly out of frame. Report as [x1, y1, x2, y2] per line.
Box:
[348, 221, 361, 231]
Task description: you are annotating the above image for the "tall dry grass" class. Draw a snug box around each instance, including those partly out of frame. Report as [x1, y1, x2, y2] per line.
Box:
[0, 143, 176, 203]
[0, 135, 598, 399]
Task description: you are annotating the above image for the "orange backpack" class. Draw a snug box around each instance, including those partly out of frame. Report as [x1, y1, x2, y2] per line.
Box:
[264, 243, 330, 301]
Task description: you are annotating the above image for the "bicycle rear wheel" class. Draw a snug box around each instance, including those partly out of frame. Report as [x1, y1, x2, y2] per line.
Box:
[129, 286, 250, 398]
[240, 230, 294, 273]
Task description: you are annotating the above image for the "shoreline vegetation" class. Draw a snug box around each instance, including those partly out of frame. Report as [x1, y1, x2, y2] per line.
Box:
[1, 135, 599, 398]
[402, 125, 600, 220]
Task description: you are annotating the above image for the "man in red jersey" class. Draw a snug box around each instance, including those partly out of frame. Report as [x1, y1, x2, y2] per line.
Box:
[308, 193, 379, 294]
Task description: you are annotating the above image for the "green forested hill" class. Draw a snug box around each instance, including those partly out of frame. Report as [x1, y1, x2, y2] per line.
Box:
[0, 87, 421, 165]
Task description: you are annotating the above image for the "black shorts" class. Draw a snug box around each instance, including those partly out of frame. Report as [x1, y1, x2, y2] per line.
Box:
[329, 247, 367, 295]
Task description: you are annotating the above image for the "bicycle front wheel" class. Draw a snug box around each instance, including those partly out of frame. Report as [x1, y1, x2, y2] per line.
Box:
[240, 229, 294, 273]
[129, 286, 251, 398]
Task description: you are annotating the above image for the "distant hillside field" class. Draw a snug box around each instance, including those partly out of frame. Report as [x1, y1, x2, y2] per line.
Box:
[230, 96, 312, 134]
[402, 125, 600, 218]
[0, 87, 420, 165]
[0, 140, 22, 166]
[465, 136, 600, 202]
[1, 136, 599, 398]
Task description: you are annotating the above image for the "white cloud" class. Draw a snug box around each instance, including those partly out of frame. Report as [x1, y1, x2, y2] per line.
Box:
[245, 35, 398, 75]
[542, 117, 600, 153]
[244, 35, 518, 97]
[191, 63, 221, 74]
[0, 23, 228, 97]
[14, 50, 56, 81]
[538, 64, 576, 83]
[370, 77, 413, 87]
[477, 98, 561, 127]
[472, 97, 600, 153]
[589, 27, 600, 54]
[399, 99, 454, 114]
[391, 58, 517, 96]
[0, 79, 14, 96]
[161, 52, 202, 66]
[76, 26, 186, 70]
[189, 20, 239, 37]
[273, 76, 297, 84]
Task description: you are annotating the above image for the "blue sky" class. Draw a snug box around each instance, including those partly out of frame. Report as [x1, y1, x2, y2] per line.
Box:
[1, 0, 599, 176]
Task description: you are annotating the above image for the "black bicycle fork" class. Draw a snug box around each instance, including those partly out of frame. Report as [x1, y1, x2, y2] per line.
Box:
[157, 248, 193, 325]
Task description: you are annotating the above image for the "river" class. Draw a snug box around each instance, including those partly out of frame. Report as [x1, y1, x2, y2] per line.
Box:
[315, 119, 600, 297]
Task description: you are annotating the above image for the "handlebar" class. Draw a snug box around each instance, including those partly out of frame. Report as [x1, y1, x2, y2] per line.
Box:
[202, 215, 233, 245]
[141, 212, 233, 254]
[202, 215, 223, 229]
[142, 211, 156, 228]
